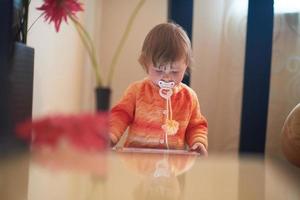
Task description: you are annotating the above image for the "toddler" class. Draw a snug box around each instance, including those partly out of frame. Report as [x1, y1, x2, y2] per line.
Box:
[109, 22, 208, 155]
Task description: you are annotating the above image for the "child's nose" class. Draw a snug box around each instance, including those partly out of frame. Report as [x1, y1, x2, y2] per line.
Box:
[162, 73, 171, 81]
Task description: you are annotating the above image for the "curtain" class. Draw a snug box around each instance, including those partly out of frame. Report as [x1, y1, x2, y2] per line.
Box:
[192, 0, 248, 153]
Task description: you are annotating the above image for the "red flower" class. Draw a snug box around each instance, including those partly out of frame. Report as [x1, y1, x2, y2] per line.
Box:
[37, 0, 84, 32]
[16, 113, 109, 152]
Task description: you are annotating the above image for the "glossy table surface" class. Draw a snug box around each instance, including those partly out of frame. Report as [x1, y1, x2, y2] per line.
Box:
[1, 148, 300, 200]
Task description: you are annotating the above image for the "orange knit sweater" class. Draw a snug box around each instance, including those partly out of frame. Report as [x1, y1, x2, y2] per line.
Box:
[109, 78, 208, 150]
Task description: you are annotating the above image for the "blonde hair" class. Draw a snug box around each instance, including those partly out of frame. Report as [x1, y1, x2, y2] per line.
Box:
[138, 22, 192, 71]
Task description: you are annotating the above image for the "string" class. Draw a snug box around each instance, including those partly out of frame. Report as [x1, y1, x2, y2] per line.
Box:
[158, 81, 179, 149]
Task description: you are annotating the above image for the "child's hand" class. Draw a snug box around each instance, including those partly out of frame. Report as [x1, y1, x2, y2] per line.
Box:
[110, 133, 118, 147]
[191, 143, 208, 156]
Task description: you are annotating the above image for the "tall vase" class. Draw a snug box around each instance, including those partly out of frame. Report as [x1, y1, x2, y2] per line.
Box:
[95, 87, 111, 112]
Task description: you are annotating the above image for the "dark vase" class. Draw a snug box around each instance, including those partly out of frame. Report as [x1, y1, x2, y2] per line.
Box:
[95, 87, 111, 112]
[95, 87, 111, 150]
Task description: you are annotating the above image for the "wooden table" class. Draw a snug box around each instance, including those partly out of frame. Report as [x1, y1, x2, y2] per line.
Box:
[1, 148, 300, 200]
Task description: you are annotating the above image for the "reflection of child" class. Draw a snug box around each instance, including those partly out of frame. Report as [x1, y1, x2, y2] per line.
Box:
[117, 152, 196, 200]
[117, 152, 190, 200]
[117, 151, 196, 176]
[133, 175, 181, 200]
[109, 22, 208, 155]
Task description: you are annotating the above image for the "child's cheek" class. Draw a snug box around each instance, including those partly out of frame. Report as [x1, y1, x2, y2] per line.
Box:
[148, 74, 160, 85]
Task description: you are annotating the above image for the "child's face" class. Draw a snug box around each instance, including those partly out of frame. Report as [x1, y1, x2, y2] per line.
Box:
[147, 58, 187, 86]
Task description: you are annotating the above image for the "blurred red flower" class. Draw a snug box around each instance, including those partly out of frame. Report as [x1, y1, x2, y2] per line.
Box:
[37, 0, 83, 32]
[16, 113, 109, 152]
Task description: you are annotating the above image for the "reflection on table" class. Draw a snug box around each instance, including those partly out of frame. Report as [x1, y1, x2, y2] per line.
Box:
[1, 148, 300, 200]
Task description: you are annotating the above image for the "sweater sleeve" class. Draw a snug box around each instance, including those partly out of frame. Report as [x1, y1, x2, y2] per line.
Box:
[109, 84, 136, 143]
[185, 94, 208, 149]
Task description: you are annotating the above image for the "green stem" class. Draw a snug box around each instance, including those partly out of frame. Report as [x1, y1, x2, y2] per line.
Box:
[107, 0, 146, 86]
[70, 15, 102, 87]
[27, 13, 43, 33]
[71, 15, 97, 58]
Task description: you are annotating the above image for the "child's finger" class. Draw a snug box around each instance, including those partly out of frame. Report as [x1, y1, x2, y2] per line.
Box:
[191, 143, 199, 150]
